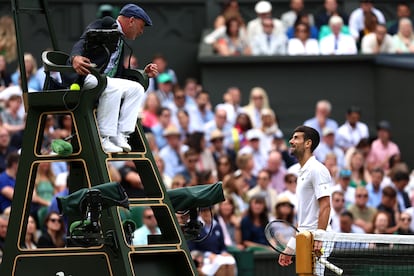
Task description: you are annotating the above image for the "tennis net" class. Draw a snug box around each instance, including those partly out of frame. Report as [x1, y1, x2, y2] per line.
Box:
[313, 232, 414, 276]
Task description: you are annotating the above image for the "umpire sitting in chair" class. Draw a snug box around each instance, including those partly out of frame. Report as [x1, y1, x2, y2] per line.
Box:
[69, 3, 158, 153]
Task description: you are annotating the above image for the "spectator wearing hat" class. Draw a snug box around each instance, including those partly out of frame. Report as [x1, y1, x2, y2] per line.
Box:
[278, 173, 298, 210]
[274, 195, 295, 222]
[159, 125, 186, 178]
[335, 106, 369, 152]
[246, 0, 285, 43]
[238, 129, 267, 177]
[69, 3, 158, 153]
[367, 120, 400, 172]
[209, 129, 236, 168]
[332, 169, 355, 208]
[153, 72, 174, 106]
[314, 127, 345, 170]
[247, 169, 278, 216]
[348, 0, 386, 40]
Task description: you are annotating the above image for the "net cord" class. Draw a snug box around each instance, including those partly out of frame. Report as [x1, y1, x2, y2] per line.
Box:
[314, 232, 414, 245]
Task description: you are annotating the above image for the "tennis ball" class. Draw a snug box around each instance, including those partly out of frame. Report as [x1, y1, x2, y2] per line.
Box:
[320, 248, 325, 254]
[70, 83, 81, 91]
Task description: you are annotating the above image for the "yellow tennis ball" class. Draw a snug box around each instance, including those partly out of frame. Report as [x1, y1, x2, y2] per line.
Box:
[70, 83, 81, 91]
[320, 248, 325, 254]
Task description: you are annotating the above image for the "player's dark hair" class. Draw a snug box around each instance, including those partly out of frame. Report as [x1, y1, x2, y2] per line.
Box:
[293, 125, 320, 152]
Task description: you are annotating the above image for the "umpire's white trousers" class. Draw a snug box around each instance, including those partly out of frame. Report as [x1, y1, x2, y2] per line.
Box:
[83, 74, 145, 137]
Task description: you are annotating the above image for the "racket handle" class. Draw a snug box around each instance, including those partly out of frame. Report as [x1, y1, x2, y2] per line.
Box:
[318, 258, 343, 276]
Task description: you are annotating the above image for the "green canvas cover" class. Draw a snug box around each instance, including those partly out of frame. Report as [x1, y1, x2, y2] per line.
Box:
[57, 182, 129, 217]
[167, 182, 225, 211]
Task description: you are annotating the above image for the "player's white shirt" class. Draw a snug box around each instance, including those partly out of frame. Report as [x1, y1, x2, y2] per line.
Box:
[296, 156, 331, 232]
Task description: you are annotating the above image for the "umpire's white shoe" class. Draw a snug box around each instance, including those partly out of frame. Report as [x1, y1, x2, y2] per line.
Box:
[113, 133, 132, 152]
[101, 137, 123, 153]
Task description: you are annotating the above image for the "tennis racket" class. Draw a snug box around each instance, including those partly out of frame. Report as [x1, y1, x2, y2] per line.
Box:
[265, 219, 343, 275]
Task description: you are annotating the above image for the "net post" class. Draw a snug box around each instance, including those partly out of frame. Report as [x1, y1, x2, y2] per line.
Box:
[296, 230, 314, 276]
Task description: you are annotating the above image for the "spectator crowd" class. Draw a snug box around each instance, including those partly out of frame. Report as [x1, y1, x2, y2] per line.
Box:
[1, 1, 414, 274]
[205, 0, 414, 56]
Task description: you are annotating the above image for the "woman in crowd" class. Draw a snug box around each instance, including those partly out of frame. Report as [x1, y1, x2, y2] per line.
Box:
[396, 211, 414, 235]
[141, 92, 161, 129]
[186, 131, 217, 178]
[170, 174, 187, 189]
[324, 152, 340, 185]
[37, 211, 66, 248]
[288, 22, 319, 55]
[32, 161, 56, 225]
[216, 154, 235, 181]
[260, 108, 283, 154]
[0, 94, 25, 136]
[357, 11, 378, 49]
[371, 211, 390, 234]
[242, 87, 270, 129]
[239, 195, 272, 251]
[393, 18, 414, 53]
[215, 196, 244, 250]
[11, 52, 42, 91]
[236, 153, 256, 189]
[214, 17, 251, 56]
[0, 55, 12, 92]
[348, 150, 368, 188]
[23, 215, 38, 249]
[233, 112, 253, 150]
[278, 173, 298, 211]
[222, 170, 249, 216]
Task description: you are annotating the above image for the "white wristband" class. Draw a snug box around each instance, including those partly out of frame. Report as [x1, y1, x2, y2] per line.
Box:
[314, 229, 326, 239]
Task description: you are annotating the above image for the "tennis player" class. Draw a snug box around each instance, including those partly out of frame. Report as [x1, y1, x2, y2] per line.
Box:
[278, 126, 331, 274]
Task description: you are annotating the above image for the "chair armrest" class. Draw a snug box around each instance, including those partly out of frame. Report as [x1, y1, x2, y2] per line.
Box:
[122, 68, 149, 91]
[41, 50, 105, 87]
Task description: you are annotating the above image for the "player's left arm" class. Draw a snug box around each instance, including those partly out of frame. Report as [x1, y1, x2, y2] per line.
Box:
[317, 196, 331, 230]
[314, 196, 331, 255]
